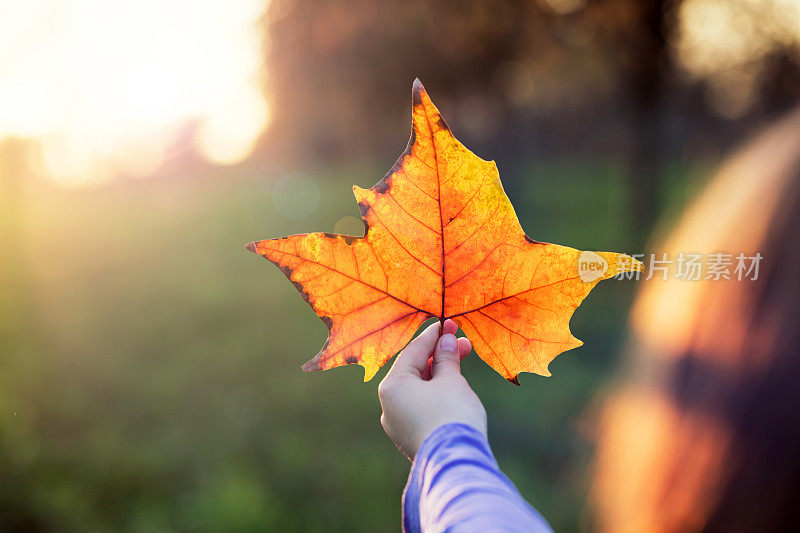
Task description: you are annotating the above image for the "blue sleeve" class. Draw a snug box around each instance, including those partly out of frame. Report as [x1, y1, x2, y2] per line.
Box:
[402, 423, 552, 533]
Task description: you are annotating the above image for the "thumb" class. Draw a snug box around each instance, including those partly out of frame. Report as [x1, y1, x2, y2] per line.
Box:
[431, 333, 461, 378]
[386, 321, 440, 377]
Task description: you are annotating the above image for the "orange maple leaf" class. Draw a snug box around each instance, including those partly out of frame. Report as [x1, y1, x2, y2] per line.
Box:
[246, 79, 643, 383]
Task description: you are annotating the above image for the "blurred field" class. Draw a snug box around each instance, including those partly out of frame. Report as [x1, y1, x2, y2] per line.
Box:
[0, 157, 682, 532]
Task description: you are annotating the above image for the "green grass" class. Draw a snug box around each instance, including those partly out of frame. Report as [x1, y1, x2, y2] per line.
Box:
[0, 159, 669, 531]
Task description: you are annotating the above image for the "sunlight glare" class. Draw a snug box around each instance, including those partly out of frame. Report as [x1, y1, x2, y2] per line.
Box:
[676, 0, 800, 117]
[0, 0, 271, 185]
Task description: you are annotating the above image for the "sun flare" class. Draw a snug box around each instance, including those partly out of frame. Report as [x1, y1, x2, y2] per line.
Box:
[0, 0, 270, 186]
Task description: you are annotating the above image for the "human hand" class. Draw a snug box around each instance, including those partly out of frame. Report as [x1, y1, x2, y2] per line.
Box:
[378, 319, 487, 459]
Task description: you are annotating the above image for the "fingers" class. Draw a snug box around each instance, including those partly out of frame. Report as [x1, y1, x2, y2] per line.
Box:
[418, 320, 471, 380]
[387, 320, 440, 377]
[431, 331, 462, 378]
[422, 335, 471, 379]
[388, 318, 472, 380]
[442, 318, 458, 336]
[458, 337, 471, 359]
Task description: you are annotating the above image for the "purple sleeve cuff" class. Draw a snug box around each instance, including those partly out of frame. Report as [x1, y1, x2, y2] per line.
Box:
[402, 423, 552, 532]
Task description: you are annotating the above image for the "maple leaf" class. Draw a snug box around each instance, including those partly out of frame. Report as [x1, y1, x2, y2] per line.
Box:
[246, 79, 643, 383]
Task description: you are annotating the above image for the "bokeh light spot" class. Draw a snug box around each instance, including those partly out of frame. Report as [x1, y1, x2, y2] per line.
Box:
[255, 163, 285, 193]
[538, 0, 587, 15]
[333, 216, 364, 237]
[273, 171, 320, 219]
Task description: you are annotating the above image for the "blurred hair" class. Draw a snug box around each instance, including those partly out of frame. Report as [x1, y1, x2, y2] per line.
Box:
[591, 106, 800, 532]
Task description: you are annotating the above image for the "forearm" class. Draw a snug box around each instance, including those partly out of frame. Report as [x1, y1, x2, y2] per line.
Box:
[403, 423, 552, 533]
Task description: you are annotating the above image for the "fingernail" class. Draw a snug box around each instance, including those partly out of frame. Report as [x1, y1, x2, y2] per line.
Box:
[439, 334, 457, 353]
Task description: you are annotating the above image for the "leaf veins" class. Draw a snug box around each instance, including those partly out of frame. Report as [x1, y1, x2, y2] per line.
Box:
[247, 79, 642, 382]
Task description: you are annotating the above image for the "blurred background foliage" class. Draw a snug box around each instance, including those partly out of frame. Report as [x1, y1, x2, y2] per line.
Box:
[1, 0, 799, 531]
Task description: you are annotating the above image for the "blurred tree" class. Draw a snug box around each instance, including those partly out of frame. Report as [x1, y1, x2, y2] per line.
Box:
[261, 0, 800, 240]
[0, 138, 41, 531]
[264, 0, 530, 153]
[605, 0, 679, 242]
[0, 139, 28, 343]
